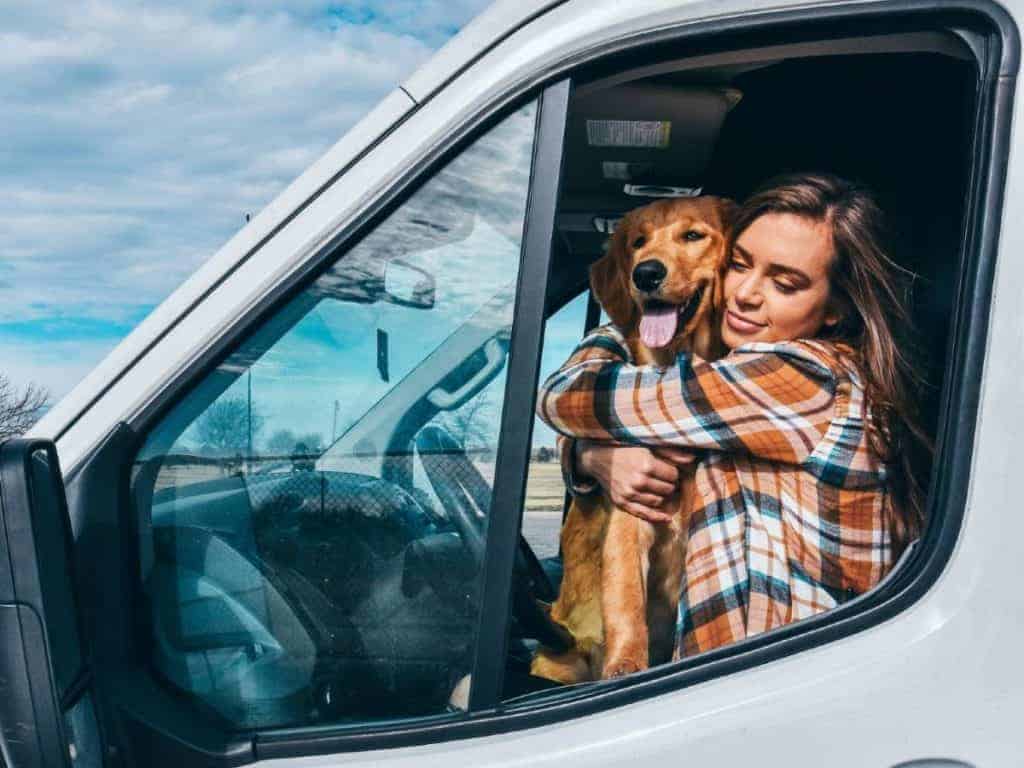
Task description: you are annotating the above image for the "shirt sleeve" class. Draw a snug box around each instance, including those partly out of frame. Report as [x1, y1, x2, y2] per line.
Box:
[536, 324, 839, 465]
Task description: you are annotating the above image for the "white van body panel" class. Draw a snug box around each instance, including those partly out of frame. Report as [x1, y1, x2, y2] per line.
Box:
[401, 0, 566, 101]
[23, 0, 1022, 762]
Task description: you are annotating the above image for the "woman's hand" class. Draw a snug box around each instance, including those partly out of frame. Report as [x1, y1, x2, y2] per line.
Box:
[575, 440, 700, 523]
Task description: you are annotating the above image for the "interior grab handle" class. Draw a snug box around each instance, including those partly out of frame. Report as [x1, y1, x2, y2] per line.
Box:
[427, 338, 506, 411]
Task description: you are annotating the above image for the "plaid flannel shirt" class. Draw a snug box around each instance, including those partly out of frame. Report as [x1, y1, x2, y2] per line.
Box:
[537, 324, 893, 657]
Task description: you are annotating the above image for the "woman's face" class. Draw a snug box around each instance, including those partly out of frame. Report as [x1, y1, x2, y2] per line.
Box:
[720, 212, 839, 348]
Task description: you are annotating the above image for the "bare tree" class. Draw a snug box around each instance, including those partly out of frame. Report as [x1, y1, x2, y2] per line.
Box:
[437, 389, 495, 454]
[0, 374, 50, 440]
[266, 429, 324, 456]
[195, 397, 265, 456]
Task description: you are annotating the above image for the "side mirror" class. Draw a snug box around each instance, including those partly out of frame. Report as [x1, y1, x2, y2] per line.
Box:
[0, 439, 98, 767]
[384, 259, 436, 309]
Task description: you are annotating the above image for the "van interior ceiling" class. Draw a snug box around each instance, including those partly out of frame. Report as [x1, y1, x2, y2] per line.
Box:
[555, 34, 977, 451]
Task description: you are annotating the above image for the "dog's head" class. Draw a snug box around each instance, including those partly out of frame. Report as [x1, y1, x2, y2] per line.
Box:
[590, 196, 737, 354]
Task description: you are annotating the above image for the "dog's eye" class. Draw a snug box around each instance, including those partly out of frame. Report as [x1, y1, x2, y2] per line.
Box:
[682, 230, 706, 242]
[632, 236, 646, 249]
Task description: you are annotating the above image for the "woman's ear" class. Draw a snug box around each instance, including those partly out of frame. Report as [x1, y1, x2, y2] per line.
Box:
[590, 221, 637, 329]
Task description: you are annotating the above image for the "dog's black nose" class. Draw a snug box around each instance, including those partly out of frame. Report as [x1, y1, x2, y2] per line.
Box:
[632, 260, 667, 293]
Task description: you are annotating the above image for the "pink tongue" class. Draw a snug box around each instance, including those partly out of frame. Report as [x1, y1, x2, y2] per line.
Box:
[639, 305, 678, 348]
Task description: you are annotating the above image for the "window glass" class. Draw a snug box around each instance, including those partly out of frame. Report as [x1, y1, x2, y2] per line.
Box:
[132, 101, 538, 730]
[522, 291, 589, 560]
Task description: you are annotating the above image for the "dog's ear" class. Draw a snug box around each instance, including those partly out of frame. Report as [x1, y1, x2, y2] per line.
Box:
[711, 197, 741, 312]
[714, 196, 741, 237]
[590, 220, 637, 330]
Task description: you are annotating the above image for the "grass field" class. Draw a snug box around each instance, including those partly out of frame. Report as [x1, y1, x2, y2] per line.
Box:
[523, 461, 567, 512]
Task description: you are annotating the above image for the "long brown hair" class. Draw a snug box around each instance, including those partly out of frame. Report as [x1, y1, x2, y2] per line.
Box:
[728, 172, 930, 552]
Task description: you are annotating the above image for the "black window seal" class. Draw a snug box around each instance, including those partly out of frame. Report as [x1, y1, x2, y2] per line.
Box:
[80, 0, 1015, 762]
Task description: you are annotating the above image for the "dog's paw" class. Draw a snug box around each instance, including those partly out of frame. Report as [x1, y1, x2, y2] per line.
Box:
[448, 674, 471, 711]
[602, 658, 644, 679]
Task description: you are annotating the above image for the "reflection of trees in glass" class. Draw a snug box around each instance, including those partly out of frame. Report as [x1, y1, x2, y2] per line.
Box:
[436, 390, 497, 457]
[330, 103, 536, 332]
[266, 429, 324, 456]
[533, 446, 555, 463]
[196, 397, 264, 456]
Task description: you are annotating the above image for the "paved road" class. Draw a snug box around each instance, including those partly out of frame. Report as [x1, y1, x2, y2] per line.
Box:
[522, 510, 562, 560]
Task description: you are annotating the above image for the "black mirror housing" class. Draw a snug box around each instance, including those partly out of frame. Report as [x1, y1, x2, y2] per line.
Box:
[0, 439, 95, 767]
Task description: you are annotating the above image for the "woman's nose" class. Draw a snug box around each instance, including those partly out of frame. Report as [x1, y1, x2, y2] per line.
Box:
[732, 276, 762, 307]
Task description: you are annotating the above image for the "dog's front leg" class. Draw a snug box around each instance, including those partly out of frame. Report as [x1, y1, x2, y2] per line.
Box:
[600, 508, 656, 678]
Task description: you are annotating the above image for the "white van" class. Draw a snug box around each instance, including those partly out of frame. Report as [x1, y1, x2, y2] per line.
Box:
[0, 0, 1016, 765]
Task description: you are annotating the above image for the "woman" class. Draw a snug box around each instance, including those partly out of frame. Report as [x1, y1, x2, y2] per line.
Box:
[537, 172, 930, 657]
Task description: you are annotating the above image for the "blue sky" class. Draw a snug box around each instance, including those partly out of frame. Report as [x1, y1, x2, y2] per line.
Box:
[1, 1, 494, 403]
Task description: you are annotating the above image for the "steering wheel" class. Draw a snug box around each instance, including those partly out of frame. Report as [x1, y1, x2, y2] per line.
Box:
[415, 425, 571, 653]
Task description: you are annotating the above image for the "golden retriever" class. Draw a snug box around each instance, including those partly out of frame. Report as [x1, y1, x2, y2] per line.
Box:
[531, 196, 735, 682]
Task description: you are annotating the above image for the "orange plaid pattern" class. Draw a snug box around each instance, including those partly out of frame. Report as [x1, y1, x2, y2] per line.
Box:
[538, 324, 894, 657]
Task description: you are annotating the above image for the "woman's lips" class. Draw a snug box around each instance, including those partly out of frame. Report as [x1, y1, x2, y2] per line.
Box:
[725, 309, 767, 335]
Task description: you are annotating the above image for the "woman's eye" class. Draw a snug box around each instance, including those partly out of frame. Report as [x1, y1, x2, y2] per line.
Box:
[728, 259, 748, 272]
[632, 236, 646, 249]
[773, 280, 797, 294]
[683, 230, 706, 242]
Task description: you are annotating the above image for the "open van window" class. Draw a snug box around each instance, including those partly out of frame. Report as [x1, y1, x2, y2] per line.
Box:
[514, 38, 973, 699]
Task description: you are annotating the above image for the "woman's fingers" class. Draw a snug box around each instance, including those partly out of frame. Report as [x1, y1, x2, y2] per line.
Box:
[652, 446, 702, 466]
[641, 453, 680, 484]
[620, 502, 674, 523]
[623, 491, 666, 508]
[634, 475, 676, 497]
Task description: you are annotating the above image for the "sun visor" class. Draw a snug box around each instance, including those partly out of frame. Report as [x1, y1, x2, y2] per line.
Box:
[563, 84, 741, 206]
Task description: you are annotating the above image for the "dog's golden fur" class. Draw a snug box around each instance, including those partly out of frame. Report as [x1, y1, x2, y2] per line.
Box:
[531, 196, 735, 682]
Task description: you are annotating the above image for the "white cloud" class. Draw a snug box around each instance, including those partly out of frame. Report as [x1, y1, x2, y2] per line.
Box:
[0, 337, 121, 402]
[0, 0, 494, 397]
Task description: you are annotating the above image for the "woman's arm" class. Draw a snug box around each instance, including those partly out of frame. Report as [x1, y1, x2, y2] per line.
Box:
[537, 324, 839, 465]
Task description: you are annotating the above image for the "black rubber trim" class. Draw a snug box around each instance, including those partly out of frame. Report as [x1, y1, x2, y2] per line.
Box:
[67, 0, 1015, 763]
[467, 78, 571, 712]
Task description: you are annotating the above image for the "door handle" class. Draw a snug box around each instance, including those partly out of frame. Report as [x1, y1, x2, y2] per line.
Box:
[891, 760, 974, 767]
[427, 337, 506, 410]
